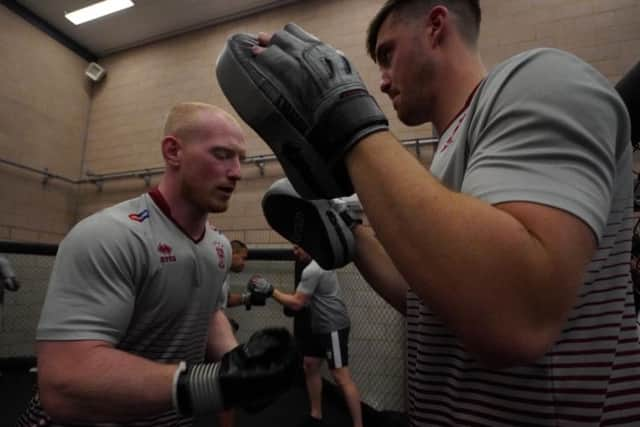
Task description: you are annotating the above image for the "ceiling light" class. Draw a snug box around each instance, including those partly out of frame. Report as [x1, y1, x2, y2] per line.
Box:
[65, 0, 134, 25]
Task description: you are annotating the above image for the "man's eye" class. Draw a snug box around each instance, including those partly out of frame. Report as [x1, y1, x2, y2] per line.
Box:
[381, 50, 391, 66]
[213, 148, 232, 159]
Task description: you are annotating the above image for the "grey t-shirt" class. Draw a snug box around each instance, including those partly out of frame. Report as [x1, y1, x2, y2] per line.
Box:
[220, 278, 230, 308]
[407, 48, 637, 426]
[297, 261, 350, 333]
[29, 191, 230, 427]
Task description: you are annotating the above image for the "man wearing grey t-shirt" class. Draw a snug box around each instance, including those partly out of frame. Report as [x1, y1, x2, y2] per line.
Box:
[267, 245, 363, 427]
[18, 102, 298, 427]
[239, 0, 640, 424]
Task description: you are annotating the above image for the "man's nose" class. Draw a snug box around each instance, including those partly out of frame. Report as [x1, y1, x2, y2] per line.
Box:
[380, 72, 391, 94]
[228, 157, 242, 180]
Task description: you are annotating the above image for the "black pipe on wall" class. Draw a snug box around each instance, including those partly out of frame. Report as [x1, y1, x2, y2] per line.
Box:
[0, 240, 293, 260]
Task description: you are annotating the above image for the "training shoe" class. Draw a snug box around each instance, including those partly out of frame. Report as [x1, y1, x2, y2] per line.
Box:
[296, 415, 323, 427]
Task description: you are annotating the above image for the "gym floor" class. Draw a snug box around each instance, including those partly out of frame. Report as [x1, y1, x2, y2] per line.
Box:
[0, 365, 406, 427]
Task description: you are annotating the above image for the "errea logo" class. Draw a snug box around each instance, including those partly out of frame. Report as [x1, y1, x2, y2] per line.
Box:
[158, 243, 176, 263]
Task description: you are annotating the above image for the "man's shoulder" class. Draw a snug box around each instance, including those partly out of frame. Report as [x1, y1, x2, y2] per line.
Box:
[479, 47, 616, 115]
[66, 194, 151, 244]
[304, 261, 337, 282]
[489, 47, 602, 88]
[304, 260, 324, 274]
[500, 47, 578, 68]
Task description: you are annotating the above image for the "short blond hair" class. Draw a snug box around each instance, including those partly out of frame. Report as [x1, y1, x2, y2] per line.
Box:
[163, 102, 238, 140]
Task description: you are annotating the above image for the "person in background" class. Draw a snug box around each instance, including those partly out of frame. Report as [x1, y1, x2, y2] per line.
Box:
[251, 245, 363, 427]
[217, 238, 273, 427]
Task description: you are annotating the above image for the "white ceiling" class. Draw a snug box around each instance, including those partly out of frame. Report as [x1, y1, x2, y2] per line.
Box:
[14, 0, 299, 57]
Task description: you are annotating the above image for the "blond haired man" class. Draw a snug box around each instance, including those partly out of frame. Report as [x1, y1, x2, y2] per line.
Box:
[18, 102, 298, 427]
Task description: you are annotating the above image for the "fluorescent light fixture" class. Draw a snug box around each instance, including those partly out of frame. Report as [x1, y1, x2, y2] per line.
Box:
[65, 0, 134, 25]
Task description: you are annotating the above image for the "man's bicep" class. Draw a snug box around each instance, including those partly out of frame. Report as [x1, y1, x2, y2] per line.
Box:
[464, 50, 621, 245]
[496, 201, 596, 286]
[37, 340, 114, 382]
[38, 220, 139, 343]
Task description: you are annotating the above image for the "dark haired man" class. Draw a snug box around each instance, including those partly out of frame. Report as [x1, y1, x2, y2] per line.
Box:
[219, 0, 640, 424]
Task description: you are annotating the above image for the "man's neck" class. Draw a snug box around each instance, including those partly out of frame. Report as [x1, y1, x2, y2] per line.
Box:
[156, 179, 208, 241]
[433, 51, 487, 135]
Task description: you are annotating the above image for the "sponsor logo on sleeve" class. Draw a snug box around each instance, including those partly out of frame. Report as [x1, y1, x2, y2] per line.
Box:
[128, 209, 150, 222]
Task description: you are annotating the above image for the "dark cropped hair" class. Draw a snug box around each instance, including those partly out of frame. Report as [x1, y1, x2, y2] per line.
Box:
[366, 0, 481, 61]
[230, 240, 248, 253]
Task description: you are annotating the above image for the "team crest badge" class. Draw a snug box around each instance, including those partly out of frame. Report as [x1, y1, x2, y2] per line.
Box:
[214, 242, 226, 269]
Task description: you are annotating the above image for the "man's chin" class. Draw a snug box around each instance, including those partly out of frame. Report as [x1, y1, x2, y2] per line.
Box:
[398, 112, 426, 127]
[208, 200, 229, 214]
[396, 104, 429, 127]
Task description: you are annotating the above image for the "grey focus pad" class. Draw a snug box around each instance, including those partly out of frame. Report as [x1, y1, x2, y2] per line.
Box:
[216, 33, 352, 199]
[262, 179, 354, 270]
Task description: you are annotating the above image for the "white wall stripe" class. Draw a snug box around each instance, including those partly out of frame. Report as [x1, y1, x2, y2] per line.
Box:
[331, 330, 343, 368]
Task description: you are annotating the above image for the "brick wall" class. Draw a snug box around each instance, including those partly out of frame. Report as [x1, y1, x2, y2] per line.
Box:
[1, 1, 638, 243]
[0, 5, 90, 243]
[76, 0, 640, 243]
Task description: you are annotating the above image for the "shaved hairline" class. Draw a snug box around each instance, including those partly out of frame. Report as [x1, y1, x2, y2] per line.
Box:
[230, 239, 248, 254]
[163, 102, 240, 140]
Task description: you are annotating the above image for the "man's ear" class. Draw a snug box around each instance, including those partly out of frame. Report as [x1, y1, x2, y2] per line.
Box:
[426, 5, 449, 47]
[162, 136, 181, 167]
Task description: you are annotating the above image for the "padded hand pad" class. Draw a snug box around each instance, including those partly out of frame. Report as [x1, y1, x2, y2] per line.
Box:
[216, 23, 387, 199]
[262, 178, 355, 269]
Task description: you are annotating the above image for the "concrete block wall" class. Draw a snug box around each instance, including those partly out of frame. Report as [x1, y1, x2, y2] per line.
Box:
[480, 0, 640, 81]
[0, 5, 91, 243]
[76, 0, 640, 238]
[1, 0, 638, 242]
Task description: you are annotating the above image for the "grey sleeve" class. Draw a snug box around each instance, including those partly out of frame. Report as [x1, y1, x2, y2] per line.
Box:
[297, 263, 320, 296]
[215, 239, 232, 309]
[37, 215, 145, 344]
[218, 278, 230, 309]
[463, 49, 622, 243]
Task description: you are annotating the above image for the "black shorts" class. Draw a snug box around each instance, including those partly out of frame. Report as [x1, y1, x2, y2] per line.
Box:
[294, 308, 316, 355]
[297, 325, 350, 369]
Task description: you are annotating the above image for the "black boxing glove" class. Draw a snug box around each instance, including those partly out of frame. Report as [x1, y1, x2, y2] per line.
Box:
[173, 327, 299, 416]
[283, 306, 296, 318]
[247, 275, 274, 307]
[0, 256, 20, 292]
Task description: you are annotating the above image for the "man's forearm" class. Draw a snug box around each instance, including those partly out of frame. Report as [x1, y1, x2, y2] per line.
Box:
[226, 292, 246, 308]
[38, 341, 176, 424]
[206, 310, 239, 361]
[352, 225, 407, 315]
[272, 289, 304, 311]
